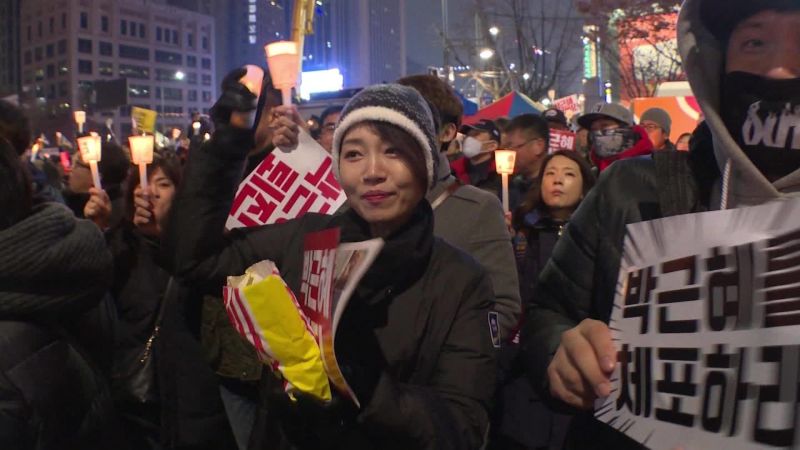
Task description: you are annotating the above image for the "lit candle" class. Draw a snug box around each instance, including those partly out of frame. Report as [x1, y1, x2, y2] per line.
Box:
[77, 135, 103, 189]
[129, 135, 154, 192]
[192, 121, 201, 136]
[265, 41, 300, 107]
[494, 150, 517, 213]
[74, 111, 86, 134]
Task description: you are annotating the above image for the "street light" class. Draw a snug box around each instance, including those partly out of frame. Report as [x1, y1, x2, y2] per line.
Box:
[479, 48, 494, 60]
[175, 70, 185, 81]
[489, 26, 499, 37]
[523, 73, 531, 80]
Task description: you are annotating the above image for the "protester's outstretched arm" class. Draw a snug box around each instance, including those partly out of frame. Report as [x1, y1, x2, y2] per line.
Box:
[358, 273, 495, 449]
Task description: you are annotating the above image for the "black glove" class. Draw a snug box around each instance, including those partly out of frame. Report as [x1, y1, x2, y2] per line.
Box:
[271, 389, 358, 450]
[209, 67, 258, 128]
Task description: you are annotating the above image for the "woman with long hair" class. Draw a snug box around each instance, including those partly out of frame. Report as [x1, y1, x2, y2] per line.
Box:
[492, 150, 596, 450]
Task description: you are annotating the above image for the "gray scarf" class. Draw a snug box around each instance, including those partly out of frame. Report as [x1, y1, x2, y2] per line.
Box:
[0, 203, 112, 318]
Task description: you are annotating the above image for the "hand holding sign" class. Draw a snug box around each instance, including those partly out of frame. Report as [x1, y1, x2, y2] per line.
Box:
[548, 318, 616, 410]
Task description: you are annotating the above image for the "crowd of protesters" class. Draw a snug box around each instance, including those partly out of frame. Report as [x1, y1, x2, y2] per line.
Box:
[1, 0, 799, 448]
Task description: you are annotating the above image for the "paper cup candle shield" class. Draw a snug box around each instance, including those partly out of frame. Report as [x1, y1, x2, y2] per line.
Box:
[129, 135, 155, 191]
[74, 110, 86, 133]
[77, 135, 103, 188]
[264, 41, 300, 107]
[495, 149, 517, 213]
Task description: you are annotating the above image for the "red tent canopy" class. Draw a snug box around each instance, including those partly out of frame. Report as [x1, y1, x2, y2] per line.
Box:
[462, 91, 546, 125]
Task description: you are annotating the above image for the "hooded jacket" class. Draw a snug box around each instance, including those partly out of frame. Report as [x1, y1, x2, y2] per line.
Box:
[678, 0, 800, 207]
[520, 1, 800, 448]
[589, 125, 654, 172]
[0, 203, 123, 449]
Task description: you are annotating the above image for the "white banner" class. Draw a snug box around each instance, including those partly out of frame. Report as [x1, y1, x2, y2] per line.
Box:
[596, 197, 800, 450]
[227, 130, 347, 229]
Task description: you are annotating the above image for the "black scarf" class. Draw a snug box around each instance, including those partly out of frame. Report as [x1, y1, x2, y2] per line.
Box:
[336, 200, 434, 303]
[0, 203, 112, 318]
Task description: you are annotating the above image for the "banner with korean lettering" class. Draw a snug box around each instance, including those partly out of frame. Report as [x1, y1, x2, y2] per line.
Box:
[596, 197, 800, 450]
[549, 129, 576, 153]
[553, 94, 581, 119]
[226, 130, 347, 229]
[131, 106, 157, 134]
[298, 229, 384, 408]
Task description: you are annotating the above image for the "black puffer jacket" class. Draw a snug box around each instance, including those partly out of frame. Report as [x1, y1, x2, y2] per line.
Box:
[0, 203, 124, 450]
[520, 150, 707, 450]
[163, 126, 497, 450]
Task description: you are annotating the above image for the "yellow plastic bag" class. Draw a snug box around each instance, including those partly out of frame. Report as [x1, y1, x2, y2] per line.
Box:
[224, 261, 331, 402]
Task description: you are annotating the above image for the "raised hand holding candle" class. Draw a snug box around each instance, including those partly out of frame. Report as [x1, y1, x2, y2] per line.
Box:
[78, 135, 103, 189]
[129, 135, 154, 192]
[495, 150, 517, 213]
[265, 41, 300, 107]
[74, 111, 86, 134]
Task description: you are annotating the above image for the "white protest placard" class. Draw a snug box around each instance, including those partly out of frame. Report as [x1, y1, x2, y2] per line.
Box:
[596, 197, 800, 450]
[226, 130, 347, 229]
[553, 94, 581, 119]
[549, 129, 576, 153]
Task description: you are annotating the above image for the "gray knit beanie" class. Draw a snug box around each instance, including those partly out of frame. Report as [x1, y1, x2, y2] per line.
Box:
[332, 84, 439, 190]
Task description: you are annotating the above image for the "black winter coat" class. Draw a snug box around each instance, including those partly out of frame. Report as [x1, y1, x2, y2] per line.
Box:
[520, 151, 704, 450]
[164, 125, 497, 450]
[0, 203, 125, 450]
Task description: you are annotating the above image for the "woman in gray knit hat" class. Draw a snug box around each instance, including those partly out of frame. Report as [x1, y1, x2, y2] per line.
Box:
[162, 80, 496, 449]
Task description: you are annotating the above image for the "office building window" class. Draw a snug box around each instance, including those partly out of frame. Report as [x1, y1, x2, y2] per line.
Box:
[58, 39, 67, 53]
[121, 20, 127, 35]
[58, 61, 68, 75]
[201, 74, 211, 86]
[187, 72, 197, 84]
[187, 55, 196, 67]
[164, 87, 182, 101]
[129, 84, 150, 98]
[78, 60, 93, 74]
[201, 58, 211, 70]
[46, 64, 55, 77]
[49, 17, 54, 34]
[156, 68, 183, 81]
[187, 33, 194, 48]
[156, 27, 162, 42]
[80, 12, 88, 29]
[172, 30, 179, 45]
[155, 50, 182, 65]
[188, 90, 197, 102]
[46, 44, 54, 58]
[59, 82, 68, 97]
[24, 51, 31, 65]
[99, 61, 113, 76]
[34, 48, 42, 62]
[202, 36, 209, 50]
[101, 16, 109, 32]
[119, 44, 149, 61]
[78, 38, 92, 54]
[99, 41, 112, 56]
[120, 64, 149, 79]
[202, 91, 212, 102]
[35, 69, 44, 82]
[139, 24, 146, 39]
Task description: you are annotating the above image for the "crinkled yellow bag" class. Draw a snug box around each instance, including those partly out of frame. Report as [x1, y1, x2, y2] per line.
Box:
[224, 261, 331, 402]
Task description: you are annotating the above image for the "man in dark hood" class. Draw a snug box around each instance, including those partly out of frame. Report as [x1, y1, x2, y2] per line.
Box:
[521, 1, 800, 449]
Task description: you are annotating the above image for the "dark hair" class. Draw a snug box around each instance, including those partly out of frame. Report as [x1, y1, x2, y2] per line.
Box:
[0, 100, 32, 156]
[494, 117, 511, 132]
[0, 137, 33, 230]
[320, 105, 344, 125]
[344, 121, 428, 192]
[396, 74, 463, 129]
[506, 113, 550, 143]
[124, 149, 183, 222]
[95, 142, 131, 186]
[512, 150, 596, 229]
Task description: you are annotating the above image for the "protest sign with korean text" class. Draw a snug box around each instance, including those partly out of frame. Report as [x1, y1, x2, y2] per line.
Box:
[553, 94, 582, 119]
[596, 198, 800, 450]
[549, 129, 576, 153]
[298, 229, 383, 408]
[227, 130, 347, 229]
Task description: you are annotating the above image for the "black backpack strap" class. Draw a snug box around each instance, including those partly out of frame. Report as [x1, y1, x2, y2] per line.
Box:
[653, 151, 699, 217]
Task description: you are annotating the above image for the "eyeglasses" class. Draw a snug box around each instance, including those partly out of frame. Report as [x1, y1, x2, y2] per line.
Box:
[507, 137, 543, 151]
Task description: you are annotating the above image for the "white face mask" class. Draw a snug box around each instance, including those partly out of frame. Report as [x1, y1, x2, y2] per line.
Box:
[461, 135, 487, 159]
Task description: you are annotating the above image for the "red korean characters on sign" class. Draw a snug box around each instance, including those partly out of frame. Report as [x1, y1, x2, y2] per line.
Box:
[548, 129, 576, 153]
